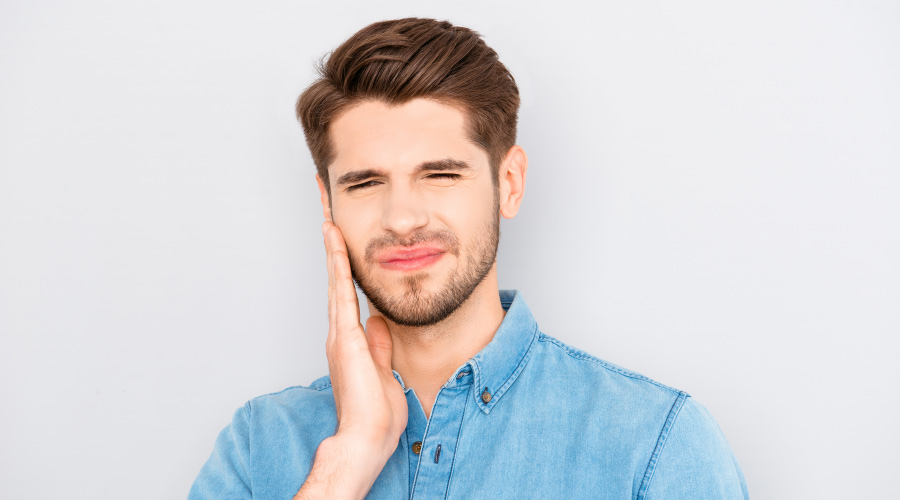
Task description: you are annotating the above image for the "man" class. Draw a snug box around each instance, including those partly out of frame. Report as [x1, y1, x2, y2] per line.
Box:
[190, 18, 749, 500]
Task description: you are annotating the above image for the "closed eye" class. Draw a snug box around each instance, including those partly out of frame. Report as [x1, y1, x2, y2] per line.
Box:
[427, 173, 461, 180]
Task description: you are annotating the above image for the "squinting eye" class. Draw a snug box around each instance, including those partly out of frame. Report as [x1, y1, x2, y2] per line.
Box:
[346, 180, 380, 191]
[428, 173, 461, 180]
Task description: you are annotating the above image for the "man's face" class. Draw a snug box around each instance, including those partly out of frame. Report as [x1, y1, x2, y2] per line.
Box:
[323, 99, 500, 327]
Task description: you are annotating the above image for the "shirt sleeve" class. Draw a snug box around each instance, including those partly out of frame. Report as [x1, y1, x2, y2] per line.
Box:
[640, 396, 749, 500]
[188, 403, 253, 500]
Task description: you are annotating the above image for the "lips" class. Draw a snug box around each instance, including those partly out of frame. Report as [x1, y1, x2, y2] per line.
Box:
[376, 246, 445, 271]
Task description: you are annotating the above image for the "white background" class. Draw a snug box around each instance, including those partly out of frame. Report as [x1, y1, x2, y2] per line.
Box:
[1, 1, 898, 499]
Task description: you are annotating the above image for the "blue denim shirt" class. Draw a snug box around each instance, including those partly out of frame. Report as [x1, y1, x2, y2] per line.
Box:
[190, 290, 748, 499]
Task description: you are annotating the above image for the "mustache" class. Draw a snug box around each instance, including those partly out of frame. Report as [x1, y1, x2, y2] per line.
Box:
[364, 229, 460, 262]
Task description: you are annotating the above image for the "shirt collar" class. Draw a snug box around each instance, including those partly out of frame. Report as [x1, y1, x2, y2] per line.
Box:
[452, 289, 540, 414]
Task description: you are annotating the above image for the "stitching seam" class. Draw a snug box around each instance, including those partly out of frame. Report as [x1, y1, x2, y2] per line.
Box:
[637, 392, 688, 500]
[538, 334, 680, 394]
[443, 385, 472, 500]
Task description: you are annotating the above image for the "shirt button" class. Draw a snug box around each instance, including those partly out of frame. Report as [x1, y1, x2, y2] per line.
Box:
[481, 388, 492, 403]
[412, 441, 422, 454]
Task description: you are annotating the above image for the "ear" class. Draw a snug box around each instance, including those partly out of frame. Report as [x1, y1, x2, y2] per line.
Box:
[498, 145, 528, 219]
[315, 174, 332, 222]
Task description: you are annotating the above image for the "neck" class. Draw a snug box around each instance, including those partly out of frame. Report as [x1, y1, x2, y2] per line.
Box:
[367, 268, 506, 419]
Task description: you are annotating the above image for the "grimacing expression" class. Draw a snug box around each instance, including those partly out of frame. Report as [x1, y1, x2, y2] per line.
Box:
[325, 99, 501, 326]
[350, 205, 499, 327]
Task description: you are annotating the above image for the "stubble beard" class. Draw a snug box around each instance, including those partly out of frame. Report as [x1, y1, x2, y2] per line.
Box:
[348, 210, 500, 327]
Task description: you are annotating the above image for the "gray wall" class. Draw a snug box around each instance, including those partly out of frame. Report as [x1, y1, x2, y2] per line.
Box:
[1, 1, 897, 498]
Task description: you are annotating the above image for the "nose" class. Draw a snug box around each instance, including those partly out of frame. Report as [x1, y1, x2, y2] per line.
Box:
[380, 183, 429, 238]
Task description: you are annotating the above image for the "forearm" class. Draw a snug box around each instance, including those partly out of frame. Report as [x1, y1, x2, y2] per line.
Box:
[292, 436, 389, 500]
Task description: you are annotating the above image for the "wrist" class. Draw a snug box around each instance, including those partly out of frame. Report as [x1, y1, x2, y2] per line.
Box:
[294, 435, 389, 500]
[333, 423, 402, 459]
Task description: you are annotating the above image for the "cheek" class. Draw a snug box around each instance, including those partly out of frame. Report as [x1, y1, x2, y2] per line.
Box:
[435, 185, 497, 235]
[332, 204, 376, 258]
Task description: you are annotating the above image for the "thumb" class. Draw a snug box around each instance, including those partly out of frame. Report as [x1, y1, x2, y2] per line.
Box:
[364, 315, 394, 372]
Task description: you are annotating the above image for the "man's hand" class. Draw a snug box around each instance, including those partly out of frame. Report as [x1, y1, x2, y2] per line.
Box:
[294, 222, 408, 500]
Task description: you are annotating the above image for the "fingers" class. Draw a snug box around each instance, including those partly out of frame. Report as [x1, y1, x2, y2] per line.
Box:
[324, 222, 361, 336]
[324, 222, 337, 349]
[364, 316, 393, 373]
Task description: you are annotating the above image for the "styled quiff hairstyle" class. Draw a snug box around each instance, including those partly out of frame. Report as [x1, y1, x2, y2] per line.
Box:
[296, 18, 520, 193]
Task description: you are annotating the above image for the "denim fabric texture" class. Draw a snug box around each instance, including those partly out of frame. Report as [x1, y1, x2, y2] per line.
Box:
[189, 290, 749, 499]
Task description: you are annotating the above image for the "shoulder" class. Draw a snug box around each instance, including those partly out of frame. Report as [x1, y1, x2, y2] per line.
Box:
[520, 333, 689, 450]
[533, 332, 685, 401]
[639, 396, 749, 499]
[190, 377, 338, 499]
[225, 376, 339, 460]
[242, 375, 335, 418]
[529, 335, 747, 498]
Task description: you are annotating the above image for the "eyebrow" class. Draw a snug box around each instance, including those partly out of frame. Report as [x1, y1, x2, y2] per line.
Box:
[335, 158, 473, 187]
[413, 158, 472, 174]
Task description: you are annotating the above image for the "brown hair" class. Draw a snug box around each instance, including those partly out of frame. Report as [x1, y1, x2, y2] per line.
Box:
[296, 18, 520, 193]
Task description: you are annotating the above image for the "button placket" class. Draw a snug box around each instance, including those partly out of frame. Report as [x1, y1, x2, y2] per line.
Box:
[408, 384, 470, 499]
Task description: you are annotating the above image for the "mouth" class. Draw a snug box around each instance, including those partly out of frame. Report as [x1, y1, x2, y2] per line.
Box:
[376, 246, 446, 272]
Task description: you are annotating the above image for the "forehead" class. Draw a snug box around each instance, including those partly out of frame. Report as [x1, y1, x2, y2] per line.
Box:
[328, 99, 488, 178]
